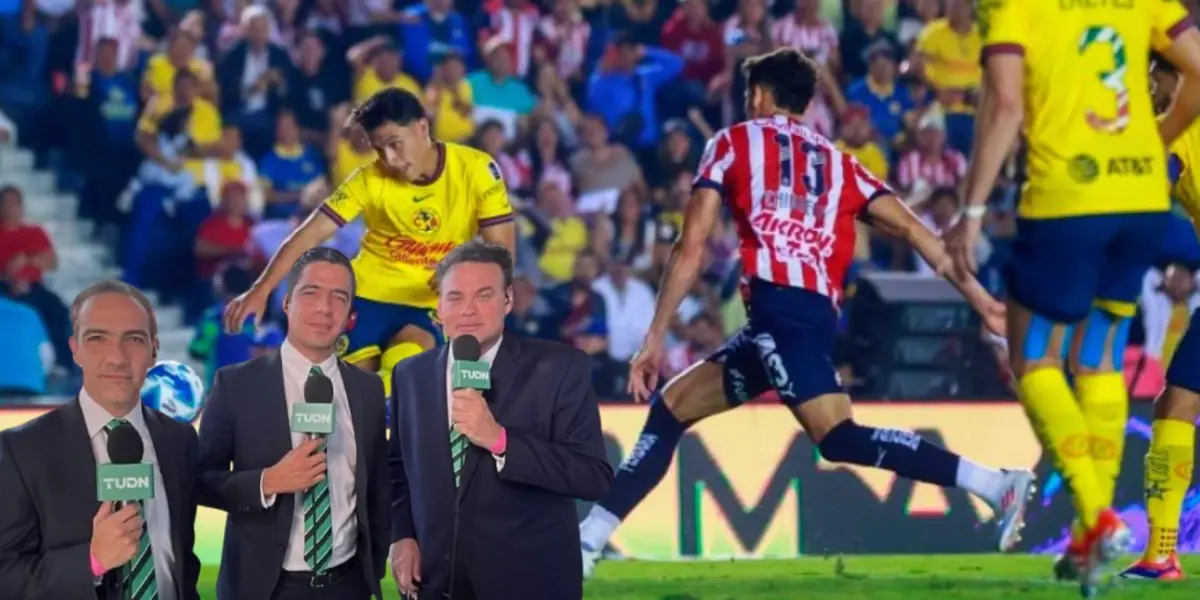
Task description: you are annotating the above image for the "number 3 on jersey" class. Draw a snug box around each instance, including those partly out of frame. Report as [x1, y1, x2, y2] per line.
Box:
[1079, 25, 1130, 133]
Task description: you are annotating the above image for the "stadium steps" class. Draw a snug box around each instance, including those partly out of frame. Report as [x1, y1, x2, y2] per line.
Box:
[1, 142, 198, 385]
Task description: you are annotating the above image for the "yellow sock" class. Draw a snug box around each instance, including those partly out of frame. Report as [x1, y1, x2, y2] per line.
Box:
[379, 342, 425, 397]
[1144, 419, 1195, 561]
[1017, 367, 1106, 529]
[1075, 373, 1128, 507]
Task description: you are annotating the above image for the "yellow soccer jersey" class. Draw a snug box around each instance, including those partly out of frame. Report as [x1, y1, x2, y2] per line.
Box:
[978, 0, 1191, 219]
[319, 142, 514, 307]
[1170, 120, 1200, 231]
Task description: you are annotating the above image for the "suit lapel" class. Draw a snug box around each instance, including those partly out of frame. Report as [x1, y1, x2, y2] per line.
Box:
[264, 352, 295, 459]
[142, 407, 184, 598]
[431, 346, 456, 494]
[458, 335, 534, 497]
[336, 361, 369, 510]
[59, 399, 99, 515]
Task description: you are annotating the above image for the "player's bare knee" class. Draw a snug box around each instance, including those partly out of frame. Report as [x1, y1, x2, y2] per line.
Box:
[661, 362, 730, 424]
[1155, 386, 1200, 422]
[789, 393, 853, 444]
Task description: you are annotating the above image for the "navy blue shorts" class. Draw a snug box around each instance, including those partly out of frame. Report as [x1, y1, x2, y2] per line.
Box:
[1166, 308, 1200, 394]
[1004, 212, 1171, 322]
[706, 279, 842, 407]
[338, 297, 444, 362]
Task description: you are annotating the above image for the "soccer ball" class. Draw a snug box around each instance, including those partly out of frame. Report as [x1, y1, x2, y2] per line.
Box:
[140, 361, 206, 424]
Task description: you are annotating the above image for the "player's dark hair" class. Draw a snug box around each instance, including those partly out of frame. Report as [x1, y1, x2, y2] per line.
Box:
[286, 246, 357, 301]
[434, 239, 515, 291]
[349, 87, 427, 133]
[742, 47, 817, 116]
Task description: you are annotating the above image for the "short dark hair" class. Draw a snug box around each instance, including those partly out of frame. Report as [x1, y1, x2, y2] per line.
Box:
[286, 247, 356, 300]
[71, 280, 158, 339]
[172, 68, 198, 89]
[349, 87, 427, 133]
[434, 240, 514, 291]
[742, 48, 817, 115]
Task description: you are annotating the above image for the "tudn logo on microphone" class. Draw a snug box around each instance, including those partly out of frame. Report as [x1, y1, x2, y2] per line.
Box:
[291, 403, 335, 435]
[452, 360, 491, 389]
[96, 463, 155, 502]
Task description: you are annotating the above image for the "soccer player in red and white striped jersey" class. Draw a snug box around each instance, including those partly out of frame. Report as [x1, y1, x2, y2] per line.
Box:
[578, 48, 1035, 575]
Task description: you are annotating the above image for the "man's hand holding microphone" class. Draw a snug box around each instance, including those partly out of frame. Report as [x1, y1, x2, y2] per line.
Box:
[91, 423, 151, 582]
[262, 373, 334, 502]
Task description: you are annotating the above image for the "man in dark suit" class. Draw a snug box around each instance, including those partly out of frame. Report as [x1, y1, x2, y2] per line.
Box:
[0, 280, 201, 600]
[389, 240, 613, 600]
[198, 247, 390, 600]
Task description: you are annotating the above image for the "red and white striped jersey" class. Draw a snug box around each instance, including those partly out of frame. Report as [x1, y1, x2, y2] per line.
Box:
[694, 115, 891, 307]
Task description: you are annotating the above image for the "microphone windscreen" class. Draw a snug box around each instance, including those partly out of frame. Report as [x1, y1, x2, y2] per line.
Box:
[304, 373, 334, 405]
[452, 335, 482, 362]
[106, 423, 144, 464]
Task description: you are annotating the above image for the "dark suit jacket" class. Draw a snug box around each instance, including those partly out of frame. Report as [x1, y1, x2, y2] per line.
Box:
[197, 352, 391, 600]
[389, 334, 613, 600]
[215, 42, 293, 115]
[0, 400, 201, 600]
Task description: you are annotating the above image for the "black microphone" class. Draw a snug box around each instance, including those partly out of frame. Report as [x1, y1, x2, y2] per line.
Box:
[293, 372, 335, 438]
[450, 335, 490, 391]
[99, 423, 152, 508]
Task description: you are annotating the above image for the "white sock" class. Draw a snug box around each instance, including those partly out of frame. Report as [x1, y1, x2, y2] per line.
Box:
[955, 459, 1007, 507]
[579, 505, 621, 551]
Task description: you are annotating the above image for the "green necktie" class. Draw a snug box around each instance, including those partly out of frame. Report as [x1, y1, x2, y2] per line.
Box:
[104, 419, 156, 600]
[302, 366, 333, 573]
[450, 425, 468, 487]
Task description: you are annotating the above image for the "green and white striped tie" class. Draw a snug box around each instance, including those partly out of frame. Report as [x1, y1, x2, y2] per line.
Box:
[450, 425, 469, 487]
[104, 419, 157, 600]
[302, 366, 333, 573]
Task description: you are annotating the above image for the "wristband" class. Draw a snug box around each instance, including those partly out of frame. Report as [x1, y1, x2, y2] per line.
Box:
[488, 427, 507, 455]
[89, 553, 105, 577]
[962, 204, 987, 219]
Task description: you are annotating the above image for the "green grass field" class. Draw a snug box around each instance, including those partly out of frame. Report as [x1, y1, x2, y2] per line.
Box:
[196, 555, 1200, 599]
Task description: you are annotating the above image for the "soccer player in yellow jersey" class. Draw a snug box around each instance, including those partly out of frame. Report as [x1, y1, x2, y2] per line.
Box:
[1117, 54, 1200, 581]
[224, 88, 517, 387]
[948, 0, 1200, 593]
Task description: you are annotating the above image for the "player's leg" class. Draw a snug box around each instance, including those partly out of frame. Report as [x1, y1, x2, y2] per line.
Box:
[1121, 309, 1200, 580]
[744, 282, 1034, 550]
[579, 330, 769, 576]
[338, 297, 388, 373]
[378, 307, 442, 395]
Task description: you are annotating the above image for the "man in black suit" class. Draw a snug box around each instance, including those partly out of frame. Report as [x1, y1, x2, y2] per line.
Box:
[0, 280, 201, 600]
[389, 240, 613, 600]
[198, 247, 390, 600]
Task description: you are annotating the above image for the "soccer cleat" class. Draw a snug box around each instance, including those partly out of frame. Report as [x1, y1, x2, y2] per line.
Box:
[1120, 553, 1185, 581]
[993, 469, 1036, 552]
[1067, 508, 1132, 598]
[1054, 552, 1079, 582]
[582, 543, 602, 579]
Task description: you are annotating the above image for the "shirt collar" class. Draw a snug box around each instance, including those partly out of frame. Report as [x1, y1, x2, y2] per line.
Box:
[79, 387, 146, 439]
[449, 335, 503, 367]
[281, 339, 339, 375]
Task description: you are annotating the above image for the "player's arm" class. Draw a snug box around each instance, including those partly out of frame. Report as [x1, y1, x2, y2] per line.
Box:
[644, 187, 722, 343]
[475, 158, 519, 258]
[961, 53, 1023, 216]
[1154, 4, 1200, 144]
[866, 194, 998, 311]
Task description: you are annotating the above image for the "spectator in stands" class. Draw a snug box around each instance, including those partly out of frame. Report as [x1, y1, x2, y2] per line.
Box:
[76, 0, 141, 73]
[287, 31, 347, 144]
[469, 39, 538, 140]
[840, 0, 902, 80]
[75, 37, 141, 230]
[326, 104, 377, 188]
[349, 36, 422, 106]
[585, 33, 683, 153]
[189, 264, 256, 388]
[258, 110, 324, 220]
[475, 119, 523, 188]
[542, 249, 609, 358]
[505, 274, 548, 337]
[533, 0, 590, 84]
[897, 0, 942, 47]
[398, 0, 476, 83]
[425, 51, 476, 144]
[912, 0, 979, 154]
[1141, 264, 1200, 366]
[515, 117, 571, 197]
[194, 181, 253, 293]
[0, 185, 71, 372]
[0, 295, 51, 396]
[895, 108, 966, 203]
[481, 0, 541, 79]
[571, 114, 644, 196]
[592, 187, 656, 271]
[647, 119, 699, 188]
[592, 257, 654, 364]
[772, 0, 840, 72]
[913, 187, 960, 276]
[135, 69, 223, 191]
[526, 179, 587, 283]
[836, 104, 889, 180]
[660, 0, 725, 121]
[663, 311, 724, 378]
[845, 41, 915, 151]
[216, 4, 293, 159]
[142, 29, 215, 102]
[530, 61, 582, 145]
[0, 0, 47, 87]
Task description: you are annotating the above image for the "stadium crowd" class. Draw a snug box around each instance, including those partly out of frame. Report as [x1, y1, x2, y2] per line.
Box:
[0, 0, 1194, 398]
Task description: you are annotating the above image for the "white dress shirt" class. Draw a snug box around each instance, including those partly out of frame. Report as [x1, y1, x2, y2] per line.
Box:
[260, 341, 359, 572]
[79, 390, 177, 600]
[447, 336, 506, 470]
